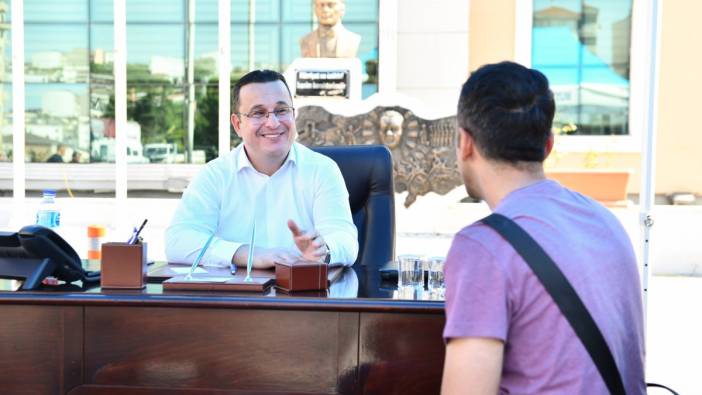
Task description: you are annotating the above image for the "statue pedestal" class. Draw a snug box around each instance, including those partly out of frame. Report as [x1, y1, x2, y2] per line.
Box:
[284, 58, 362, 105]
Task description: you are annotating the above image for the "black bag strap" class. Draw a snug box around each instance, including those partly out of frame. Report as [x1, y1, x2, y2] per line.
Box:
[646, 383, 679, 394]
[481, 213, 627, 395]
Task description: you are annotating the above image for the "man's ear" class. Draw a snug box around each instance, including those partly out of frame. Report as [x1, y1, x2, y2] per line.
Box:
[230, 114, 241, 137]
[457, 127, 474, 161]
[544, 133, 555, 158]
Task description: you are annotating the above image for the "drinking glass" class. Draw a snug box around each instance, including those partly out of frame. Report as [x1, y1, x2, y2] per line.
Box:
[428, 256, 445, 295]
[398, 254, 424, 288]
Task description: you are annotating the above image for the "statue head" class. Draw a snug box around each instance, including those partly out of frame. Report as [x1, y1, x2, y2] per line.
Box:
[379, 110, 404, 148]
[314, 0, 346, 27]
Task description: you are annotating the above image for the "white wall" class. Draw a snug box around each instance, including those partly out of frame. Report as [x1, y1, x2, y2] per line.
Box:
[394, 0, 469, 117]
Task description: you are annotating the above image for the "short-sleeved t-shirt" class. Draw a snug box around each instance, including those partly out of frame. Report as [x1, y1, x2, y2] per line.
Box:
[443, 180, 645, 394]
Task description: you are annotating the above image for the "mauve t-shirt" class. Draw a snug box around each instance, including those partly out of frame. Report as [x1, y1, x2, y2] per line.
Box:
[443, 180, 645, 395]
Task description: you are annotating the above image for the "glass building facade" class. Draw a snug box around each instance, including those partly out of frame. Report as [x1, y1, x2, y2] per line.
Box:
[0, 0, 379, 165]
[532, 0, 632, 136]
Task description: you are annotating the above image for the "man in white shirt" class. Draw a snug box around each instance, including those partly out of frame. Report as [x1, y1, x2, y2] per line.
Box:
[165, 69, 358, 269]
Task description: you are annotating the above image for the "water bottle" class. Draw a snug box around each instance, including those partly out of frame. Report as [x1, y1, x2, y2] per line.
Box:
[36, 189, 61, 228]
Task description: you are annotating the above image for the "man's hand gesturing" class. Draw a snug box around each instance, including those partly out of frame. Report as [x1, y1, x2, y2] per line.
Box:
[287, 219, 329, 262]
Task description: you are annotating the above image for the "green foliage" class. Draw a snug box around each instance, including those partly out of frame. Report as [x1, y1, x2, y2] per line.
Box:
[194, 84, 221, 161]
[194, 80, 241, 162]
[365, 60, 378, 84]
[93, 73, 248, 163]
[135, 86, 184, 149]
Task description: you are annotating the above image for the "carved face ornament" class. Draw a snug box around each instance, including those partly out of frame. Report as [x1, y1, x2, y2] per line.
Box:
[379, 110, 404, 149]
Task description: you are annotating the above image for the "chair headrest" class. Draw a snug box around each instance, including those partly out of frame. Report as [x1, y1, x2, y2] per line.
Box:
[312, 145, 393, 212]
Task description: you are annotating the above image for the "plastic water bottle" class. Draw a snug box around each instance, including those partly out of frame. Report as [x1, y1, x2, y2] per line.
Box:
[36, 189, 61, 228]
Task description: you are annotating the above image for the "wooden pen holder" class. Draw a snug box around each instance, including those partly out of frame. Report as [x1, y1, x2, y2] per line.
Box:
[275, 260, 328, 292]
[100, 242, 147, 289]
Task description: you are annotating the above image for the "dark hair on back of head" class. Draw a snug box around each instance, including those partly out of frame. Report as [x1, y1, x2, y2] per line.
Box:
[231, 69, 292, 113]
[457, 61, 555, 163]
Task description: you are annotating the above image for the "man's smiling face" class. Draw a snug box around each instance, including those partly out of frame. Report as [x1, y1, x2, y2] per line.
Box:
[231, 80, 296, 170]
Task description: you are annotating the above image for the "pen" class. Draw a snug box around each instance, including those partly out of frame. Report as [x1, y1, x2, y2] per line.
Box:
[131, 219, 148, 244]
[127, 226, 137, 244]
[186, 233, 216, 280]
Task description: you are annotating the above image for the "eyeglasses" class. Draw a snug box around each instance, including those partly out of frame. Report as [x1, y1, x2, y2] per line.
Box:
[238, 107, 295, 122]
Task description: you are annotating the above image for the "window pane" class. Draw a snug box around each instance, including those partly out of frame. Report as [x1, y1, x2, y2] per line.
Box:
[90, 0, 114, 22]
[343, 0, 378, 22]
[89, 84, 115, 163]
[196, 0, 218, 22]
[255, 0, 280, 23]
[232, 0, 250, 23]
[195, 24, 218, 83]
[127, 84, 186, 164]
[253, 25, 279, 69]
[532, 0, 632, 136]
[1, 0, 10, 21]
[350, 23, 378, 98]
[127, 25, 184, 83]
[0, 83, 11, 162]
[281, 24, 310, 67]
[25, 25, 89, 83]
[282, 0, 312, 22]
[127, 0, 184, 22]
[348, 23, 377, 58]
[198, 0, 282, 24]
[25, 0, 88, 22]
[25, 84, 89, 163]
[230, 24, 280, 73]
[0, 22, 10, 83]
[231, 0, 280, 22]
[91, 24, 114, 75]
[89, 22, 115, 164]
[193, 83, 220, 162]
[231, 24, 249, 73]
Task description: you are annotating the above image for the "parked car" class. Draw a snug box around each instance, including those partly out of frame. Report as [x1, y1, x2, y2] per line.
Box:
[144, 143, 182, 163]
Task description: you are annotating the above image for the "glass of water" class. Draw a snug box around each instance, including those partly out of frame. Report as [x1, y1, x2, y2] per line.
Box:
[428, 256, 446, 294]
[397, 254, 424, 288]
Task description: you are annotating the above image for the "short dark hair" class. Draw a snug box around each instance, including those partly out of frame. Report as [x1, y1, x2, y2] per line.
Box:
[457, 61, 555, 163]
[231, 69, 292, 113]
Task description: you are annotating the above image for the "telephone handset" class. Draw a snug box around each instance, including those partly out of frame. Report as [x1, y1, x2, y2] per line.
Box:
[0, 225, 100, 289]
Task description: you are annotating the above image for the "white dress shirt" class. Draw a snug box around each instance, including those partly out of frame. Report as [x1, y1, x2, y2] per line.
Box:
[165, 142, 358, 267]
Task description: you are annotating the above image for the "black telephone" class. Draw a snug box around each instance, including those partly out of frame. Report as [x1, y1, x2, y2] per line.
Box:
[0, 225, 100, 290]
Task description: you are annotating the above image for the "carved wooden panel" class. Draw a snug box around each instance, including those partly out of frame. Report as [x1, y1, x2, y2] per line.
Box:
[296, 106, 462, 207]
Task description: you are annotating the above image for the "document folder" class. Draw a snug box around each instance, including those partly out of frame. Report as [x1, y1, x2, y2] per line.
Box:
[163, 275, 274, 292]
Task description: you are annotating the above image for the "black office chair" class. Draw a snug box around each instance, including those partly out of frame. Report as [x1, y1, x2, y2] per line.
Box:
[312, 145, 395, 271]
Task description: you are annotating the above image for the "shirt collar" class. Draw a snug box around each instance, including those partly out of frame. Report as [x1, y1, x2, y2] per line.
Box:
[235, 143, 299, 174]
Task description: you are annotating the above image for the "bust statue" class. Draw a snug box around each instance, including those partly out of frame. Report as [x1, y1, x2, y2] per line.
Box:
[300, 0, 361, 58]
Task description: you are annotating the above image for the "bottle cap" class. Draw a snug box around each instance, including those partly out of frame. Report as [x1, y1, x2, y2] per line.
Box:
[87, 225, 106, 237]
[42, 189, 57, 196]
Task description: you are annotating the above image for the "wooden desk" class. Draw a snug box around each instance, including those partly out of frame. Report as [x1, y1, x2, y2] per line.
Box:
[0, 266, 445, 395]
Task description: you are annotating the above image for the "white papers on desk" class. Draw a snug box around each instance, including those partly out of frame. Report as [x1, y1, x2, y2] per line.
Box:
[177, 276, 234, 283]
[170, 267, 208, 274]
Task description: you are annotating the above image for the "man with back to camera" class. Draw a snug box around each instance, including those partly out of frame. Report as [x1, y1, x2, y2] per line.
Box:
[300, 0, 361, 58]
[165, 69, 358, 269]
[441, 62, 645, 394]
